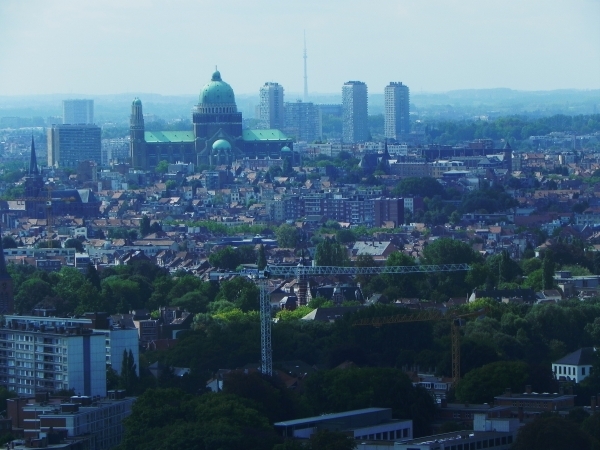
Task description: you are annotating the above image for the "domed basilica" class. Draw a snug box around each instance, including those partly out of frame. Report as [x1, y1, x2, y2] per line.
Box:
[130, 70, 294, 170]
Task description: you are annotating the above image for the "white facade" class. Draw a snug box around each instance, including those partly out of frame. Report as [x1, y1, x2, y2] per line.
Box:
[63, 99, 94, 125]
[0, 319, 106, 397]
[552, 362, 592, 383]
[259, 82, 285, 129]
[342, 81, 369, 143]
[384, 82, 410, 140]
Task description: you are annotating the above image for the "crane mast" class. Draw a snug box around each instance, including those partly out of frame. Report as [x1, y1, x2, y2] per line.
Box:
[256, 263, 471, 376]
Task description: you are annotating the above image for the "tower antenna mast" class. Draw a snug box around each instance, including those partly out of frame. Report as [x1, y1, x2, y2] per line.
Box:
[303, 30, 308, 102]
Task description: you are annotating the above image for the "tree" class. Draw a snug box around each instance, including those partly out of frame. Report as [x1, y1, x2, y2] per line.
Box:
[14, 278, 53, 314]
[257, 244, 267, 270]
[512, 416, 595, 450]
[155, 160, 169, 174]
[276, 224, 299, 248]
[454, 361, 530, 404]
[315, 238, 349, 267]
[140, 215, 151, 237]
[121, 389, 278, 450]
[64, 238, 84, 252]
[302, 368, 435, 437]
[393, 177, 445, 199]
[542, 250, 555, 290]
[310, 429, 357, 450]
[85, 264, 102, 291]
[1, 236, 18, 249]
[35, 239, 61, 249]
[119, 350, 138, 395]
[209, 247, 242, 271]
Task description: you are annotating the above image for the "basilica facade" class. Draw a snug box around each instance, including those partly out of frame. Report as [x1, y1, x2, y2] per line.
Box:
[130, 70, 294, 170]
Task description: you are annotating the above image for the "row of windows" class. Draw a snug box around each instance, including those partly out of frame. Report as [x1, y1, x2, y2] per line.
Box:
[355, 428, 409, 441]
[434, 435, 513, 450]
[554, 365, 586, 376]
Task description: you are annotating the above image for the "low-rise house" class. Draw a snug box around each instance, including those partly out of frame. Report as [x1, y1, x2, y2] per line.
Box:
[552, 347, 596, 383]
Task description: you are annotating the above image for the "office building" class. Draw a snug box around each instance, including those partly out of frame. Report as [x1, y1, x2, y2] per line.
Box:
[373, 198, 405, 228]
[275, 408, 412, 442]
[48, 124, 102, 168]
[0, 317, 107, 397]
[384, 82, 410, 140]
[284, 101, 322, 142]
[8, 392, 134, 449]
[63, 99, 94, 125]
[259, 82, 285, 129]
[342, 81, 369, 143]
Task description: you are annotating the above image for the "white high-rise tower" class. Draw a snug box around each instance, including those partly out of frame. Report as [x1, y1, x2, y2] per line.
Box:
[259, 82, 285, 129]
[384, 82, 410, 140]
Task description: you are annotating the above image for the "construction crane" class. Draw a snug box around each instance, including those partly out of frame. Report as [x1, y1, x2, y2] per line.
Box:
[353, 308, 487, 385]
[256, 263, 471, 376]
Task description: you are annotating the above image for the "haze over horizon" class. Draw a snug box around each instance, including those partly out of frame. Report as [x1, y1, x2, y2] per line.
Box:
[1, 0, 599, 97]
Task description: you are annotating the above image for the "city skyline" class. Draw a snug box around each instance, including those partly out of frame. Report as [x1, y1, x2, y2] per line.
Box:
[0, 0, 599, 97]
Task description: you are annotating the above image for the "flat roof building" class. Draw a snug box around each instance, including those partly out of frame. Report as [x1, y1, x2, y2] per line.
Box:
[63, 99, 94, 125]
[48, 124, 102, 168]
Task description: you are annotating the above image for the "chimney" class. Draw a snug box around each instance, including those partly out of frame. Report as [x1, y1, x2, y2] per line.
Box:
[504, 388, 512, 398]
[525, 385, 532, 394]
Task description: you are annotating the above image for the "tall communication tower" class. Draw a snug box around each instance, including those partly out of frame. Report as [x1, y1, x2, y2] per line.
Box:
[303, 31, 308, 102]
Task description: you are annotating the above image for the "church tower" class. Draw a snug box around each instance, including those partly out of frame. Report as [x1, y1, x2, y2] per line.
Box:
[24, 135, 43, 198]
[0, 225, 14, 314]
[130, 98, 146, 169]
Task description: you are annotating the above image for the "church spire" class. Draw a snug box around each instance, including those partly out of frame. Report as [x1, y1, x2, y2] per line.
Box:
[29, 135, 39, 175]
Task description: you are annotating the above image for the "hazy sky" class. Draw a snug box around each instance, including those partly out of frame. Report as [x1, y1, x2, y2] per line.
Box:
[0, 0, 599, 96]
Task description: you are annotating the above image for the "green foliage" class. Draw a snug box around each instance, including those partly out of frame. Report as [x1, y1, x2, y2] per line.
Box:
[1, 235, 18, 249]
[107, 227, 138, 240]
[0, 387, 17, 413]
[301, 367, 435, 437]
[424, 114, 600, 145]
[542, 250, 555, 290]
[459, 185, 518, 214]
[310, 429, 357, 450]
[155, 160, 169, 174]
[315, 238, 349, 267]
[119, 350, 139, 395]
[276, 224, 300, 248]
[121, 389, 279, 450]
[216, 277, 260, 312]
[421, 238, 482, 300]
[455, 361, 530, 403]
[64, 238, 84, 252]
[392, 177, 445, 198]
[139, 215, 151, 237]
[222, 371, 301, 423]
[14, 278, 53, 314]
[512, 415, 596, 450]
[257, 244, 267, 270]
[35, 239, 62, 249]
[207, 245, 257, 271]
[275, 306, 314, 321]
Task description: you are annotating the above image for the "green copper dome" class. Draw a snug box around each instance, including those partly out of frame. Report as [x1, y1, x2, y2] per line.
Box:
[212, 139, 231, 150]
[200, 70, 236, 105]
[281, 146, 292, 153]
[132, 98, 142, 106]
